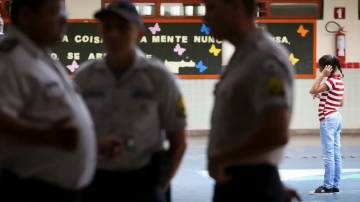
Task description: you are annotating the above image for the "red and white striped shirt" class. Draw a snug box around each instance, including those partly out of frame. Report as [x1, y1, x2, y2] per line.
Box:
[318, 75, 344, 121]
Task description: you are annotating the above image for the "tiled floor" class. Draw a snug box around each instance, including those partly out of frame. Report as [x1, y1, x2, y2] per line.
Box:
[172, 136, 360, 202]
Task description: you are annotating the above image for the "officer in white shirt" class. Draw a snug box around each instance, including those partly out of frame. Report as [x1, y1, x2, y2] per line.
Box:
[204, 0, 301, 202]
[75, 1, 187, 202]
[0, 0, 96, 201]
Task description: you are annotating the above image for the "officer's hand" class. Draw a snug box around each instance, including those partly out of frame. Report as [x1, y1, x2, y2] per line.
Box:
[321, 65, 333, 77]
[283, 186, 302, 202]
[208, 155, 232, 184]
[48, 117, 79, 151]
[98, 136, 123, 159]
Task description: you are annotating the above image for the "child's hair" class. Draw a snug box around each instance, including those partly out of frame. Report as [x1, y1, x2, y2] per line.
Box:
[318, 55, 344, 77]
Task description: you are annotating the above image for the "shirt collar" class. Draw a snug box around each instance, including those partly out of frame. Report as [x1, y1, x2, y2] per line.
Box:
[7, 26, 45, 58]
[234, 28, 266, 56]
[223, 29, 265, 76]
[330, 72, 343, 79]
[95, 48, 146, 71]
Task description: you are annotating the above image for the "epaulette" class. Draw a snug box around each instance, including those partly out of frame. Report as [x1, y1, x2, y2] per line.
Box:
[0, 38, 19, 53]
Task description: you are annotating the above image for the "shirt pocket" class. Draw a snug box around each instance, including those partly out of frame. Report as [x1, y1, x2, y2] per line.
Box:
[82, 90, 107, 123]
[126, 97, 161, 151]
[24, 81, 71, 123]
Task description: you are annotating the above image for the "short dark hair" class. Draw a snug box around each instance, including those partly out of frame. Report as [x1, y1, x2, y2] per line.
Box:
[10, 0, 49, 22]
[226, 0, 257, 17]
[242, 0, 257, 16]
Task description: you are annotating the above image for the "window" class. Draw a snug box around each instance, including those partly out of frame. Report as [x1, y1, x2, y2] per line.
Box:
[270, 2, 320, 17]
[0, 0, 11, 20]
[101, 0, 322, 19]
[257, 1, 269, 18]
[102, 0, 205, 18]
[135, 3, 156, 16]
[160, 3, 205, 16]
[257, 0, 323, 19]
[101, 0, 111, 8]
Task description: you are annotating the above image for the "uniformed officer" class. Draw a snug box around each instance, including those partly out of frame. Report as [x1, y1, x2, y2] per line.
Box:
[204, 0, 300, 202]
[75, 1, 187, 202]
[0, 0, 96, 201]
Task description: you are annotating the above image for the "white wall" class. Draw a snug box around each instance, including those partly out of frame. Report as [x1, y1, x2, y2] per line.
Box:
[292, 0, 360, 129]
[66, 0, 360, 130]
[317, 0, 360, 61]
[66, 0, 100, 19]
[291, 69, 360, 129]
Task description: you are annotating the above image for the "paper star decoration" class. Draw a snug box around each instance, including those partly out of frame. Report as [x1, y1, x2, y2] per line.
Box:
[297, 25, 309, 38]
[209, 44, 221, 57]
[67, 60, 80, 73]
[196, 60, 208, 73]
[289, 53, 300, 65]
[149, 23, 161, 35]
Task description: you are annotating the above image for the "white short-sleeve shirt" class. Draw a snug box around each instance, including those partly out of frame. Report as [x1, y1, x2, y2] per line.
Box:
[0, 27, 96, 190]
[75, 51, 186, 171]
[208, 29, 294, 166]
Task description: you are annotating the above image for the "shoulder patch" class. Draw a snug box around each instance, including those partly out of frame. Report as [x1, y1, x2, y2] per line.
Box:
[176, 96, 187, 118]
[267, 75, 285, 96]
[0, 38, 19, 53]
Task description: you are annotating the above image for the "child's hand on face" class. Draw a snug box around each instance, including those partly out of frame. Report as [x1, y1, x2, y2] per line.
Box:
[321, 65, 333, 77]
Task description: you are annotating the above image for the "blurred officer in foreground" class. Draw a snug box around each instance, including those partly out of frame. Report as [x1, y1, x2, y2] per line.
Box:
[0, 0, 96, 201]
[75, 1, 187, 202]
[204, 0, 301, 201]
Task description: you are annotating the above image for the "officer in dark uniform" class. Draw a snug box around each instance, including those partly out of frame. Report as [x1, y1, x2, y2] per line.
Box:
[75, 1, 187, 202]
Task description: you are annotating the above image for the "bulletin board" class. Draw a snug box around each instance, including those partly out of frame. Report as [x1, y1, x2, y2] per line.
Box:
[258, 19, 317, 78]
[48, 19, 316, 79]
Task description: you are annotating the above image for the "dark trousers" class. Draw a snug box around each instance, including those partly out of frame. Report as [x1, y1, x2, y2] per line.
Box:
[0, 170, 80, 202]
[213, 164, 285, 202]
[81, 164, 170, 202]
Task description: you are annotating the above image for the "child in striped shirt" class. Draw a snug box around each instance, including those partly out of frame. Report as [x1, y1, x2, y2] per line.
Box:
[310, 55, 344, 193]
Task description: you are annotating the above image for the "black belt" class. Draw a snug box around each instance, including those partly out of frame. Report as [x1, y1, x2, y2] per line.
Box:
[214, 164, 284, 202]
[82, 151, 171, 202]
[0, 170, 80, 202]
[225, 164, 280, 177]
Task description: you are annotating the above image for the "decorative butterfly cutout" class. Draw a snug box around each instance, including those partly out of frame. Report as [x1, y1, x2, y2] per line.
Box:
[297, 24, 309, 38]
[149, 23, 161, 35]
[174, 44, 186, 56]
[200, 24, 210, 35]
[66, 60, 79, 73]
[289, 53, 300, 65]
[196, 60, 208, 73]
[209, 44, 221, 57]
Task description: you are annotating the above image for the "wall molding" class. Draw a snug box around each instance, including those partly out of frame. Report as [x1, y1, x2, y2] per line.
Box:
[341, 62, 360, 69]
[316, 62, 360, 69]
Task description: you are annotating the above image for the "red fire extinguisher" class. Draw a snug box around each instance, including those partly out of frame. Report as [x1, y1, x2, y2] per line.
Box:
[326, 21, 346, 64]
[335, 30, 346, 64]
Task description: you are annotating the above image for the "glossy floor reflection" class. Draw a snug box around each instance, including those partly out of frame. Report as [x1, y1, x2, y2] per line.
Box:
[173, 136, 360, 202]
